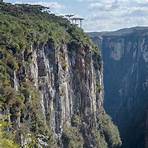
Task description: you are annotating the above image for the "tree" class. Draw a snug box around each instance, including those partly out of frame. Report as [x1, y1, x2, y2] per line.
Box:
[0, 121, 19, 148]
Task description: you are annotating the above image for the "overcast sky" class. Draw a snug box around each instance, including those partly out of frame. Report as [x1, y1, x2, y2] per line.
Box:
[4, 0, 148, 32]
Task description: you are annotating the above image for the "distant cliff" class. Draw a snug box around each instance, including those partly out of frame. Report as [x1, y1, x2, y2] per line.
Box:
[90, 27, 148, 148]
[0, 2, 121, 148]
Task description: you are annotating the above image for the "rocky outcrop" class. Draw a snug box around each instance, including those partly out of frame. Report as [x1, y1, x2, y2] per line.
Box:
[90, 27, 148, 148]
[31, 43, 104, 146]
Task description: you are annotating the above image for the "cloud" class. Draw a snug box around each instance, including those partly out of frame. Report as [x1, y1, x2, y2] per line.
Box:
[90, 1, 119, 11]
[83, 0, 148, 31]
[4, 0, 148, 31]
[77, 0, 96, 2]
[37, 2, 64, 9]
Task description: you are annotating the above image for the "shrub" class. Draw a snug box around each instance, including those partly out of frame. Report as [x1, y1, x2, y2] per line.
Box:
[71, 115, 81, 127]
[98, 113, 122, 148]
[62, 125, 84, 148]
[0, 120, 19, 148]
[92, 129, 108, 148]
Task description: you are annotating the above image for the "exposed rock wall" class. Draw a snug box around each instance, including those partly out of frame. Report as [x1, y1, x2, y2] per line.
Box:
[1, 40, 121, 148]
[24, 42, 104, 147]
[90, 27, 148, 148]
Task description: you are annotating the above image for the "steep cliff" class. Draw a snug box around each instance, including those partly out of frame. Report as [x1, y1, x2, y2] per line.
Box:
[90, 27, 148, 148]
[0, 2, 121, 148]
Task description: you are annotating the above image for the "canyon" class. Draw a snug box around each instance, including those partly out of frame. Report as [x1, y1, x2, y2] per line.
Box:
[1, 1, 148, 148]
[90, 27, 148, 148]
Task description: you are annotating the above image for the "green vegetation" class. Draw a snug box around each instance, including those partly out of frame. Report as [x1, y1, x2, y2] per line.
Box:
[92, 129, 108, 148]
[98, 113, 122, 148]
[62, 125, 84, 148]
[0, 48, 24, 107]
[96, 83, 103, 93]
[0, 118, 19, 148]
[0, 2, 93, 52]
[67, 26, 91, 46]
[71, 115, 81, 127]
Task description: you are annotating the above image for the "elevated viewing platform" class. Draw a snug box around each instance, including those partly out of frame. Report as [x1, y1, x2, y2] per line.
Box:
[65, 14, 84, 28]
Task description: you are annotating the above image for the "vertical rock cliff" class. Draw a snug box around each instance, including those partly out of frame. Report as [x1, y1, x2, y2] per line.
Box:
[0, 2, 121, 148]
[90, 27, 148, 148]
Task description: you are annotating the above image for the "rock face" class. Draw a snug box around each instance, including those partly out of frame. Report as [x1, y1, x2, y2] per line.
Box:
[0, 3, 121, 148]
[90, 27, 148, 148]
[1, 40, 121, 148]
[29, 43, 102, 146]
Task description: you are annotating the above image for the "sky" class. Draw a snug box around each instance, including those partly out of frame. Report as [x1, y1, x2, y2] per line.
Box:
[3, 0, 148, 32]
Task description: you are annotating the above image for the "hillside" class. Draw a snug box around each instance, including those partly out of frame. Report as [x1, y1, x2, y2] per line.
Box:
[0, 2, 121, 148]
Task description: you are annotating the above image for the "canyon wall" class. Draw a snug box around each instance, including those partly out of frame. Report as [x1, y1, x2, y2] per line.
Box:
[90, 27, 148, 148]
